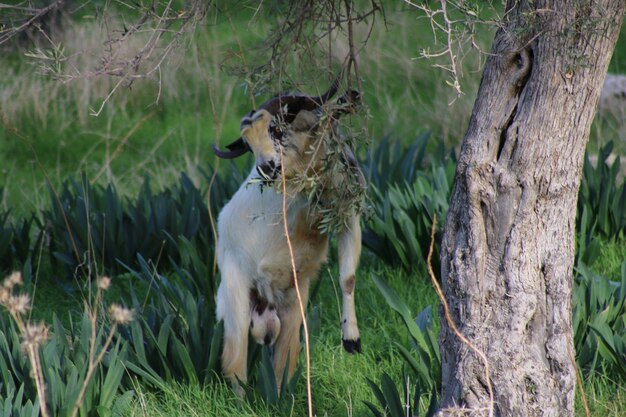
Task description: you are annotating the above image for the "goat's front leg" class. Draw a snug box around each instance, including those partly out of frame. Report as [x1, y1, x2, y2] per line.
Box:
[272, 278, 311, 390]
[337, 214, 362, 353]
[216, 256, 251, 396]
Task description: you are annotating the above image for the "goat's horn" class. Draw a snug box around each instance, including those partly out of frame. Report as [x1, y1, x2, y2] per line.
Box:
[212, 137, 251, 159]
[259, 73, 343, 115]
[309, 72, 342, 105]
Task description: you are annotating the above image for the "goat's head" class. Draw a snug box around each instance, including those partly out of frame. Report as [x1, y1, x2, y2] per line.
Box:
[213, 76, 358, 182]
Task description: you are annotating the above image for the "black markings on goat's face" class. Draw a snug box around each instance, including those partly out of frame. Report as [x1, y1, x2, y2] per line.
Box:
[240, 106, 329, 183]
[239, 109, 282, 182]
[269, 119, 285, 144]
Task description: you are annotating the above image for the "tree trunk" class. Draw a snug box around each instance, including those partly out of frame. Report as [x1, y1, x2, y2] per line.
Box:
[438, 1, 625, 416]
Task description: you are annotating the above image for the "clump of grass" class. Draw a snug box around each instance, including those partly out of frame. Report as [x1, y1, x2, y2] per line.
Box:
[0, 271, 134, 417]
[588, 238, 626, 279]
[0, 271, 50, 416]
[577, 373, 626, 417]
[129, 381, 279, 417]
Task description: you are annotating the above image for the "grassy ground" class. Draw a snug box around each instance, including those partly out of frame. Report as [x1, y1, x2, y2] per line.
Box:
[22, 247, 626, 417]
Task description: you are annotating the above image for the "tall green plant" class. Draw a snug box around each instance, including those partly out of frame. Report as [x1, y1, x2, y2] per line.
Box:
[577, 141, 626, 241]
[364, 163, 453, 272]
[362, 133, 444, 192]
[119, 249, 222, 387]
[372, 275, 440, 390]
[365, 371, 438, 417]
[45, 167, 241, 279]
[0, 209, 41, 274]
[573, 262, 626, 380]
[0, 313, 133, 417]
[366, 274, 440, 416]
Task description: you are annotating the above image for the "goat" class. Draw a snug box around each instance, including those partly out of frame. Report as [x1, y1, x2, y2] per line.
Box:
[213, 78, 364, 394]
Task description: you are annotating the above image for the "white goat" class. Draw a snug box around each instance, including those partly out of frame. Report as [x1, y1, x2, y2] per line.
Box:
[213, 79, 363, 393]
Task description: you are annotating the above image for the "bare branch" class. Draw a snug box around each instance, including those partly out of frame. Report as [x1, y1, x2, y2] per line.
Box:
[0, 0, 64, 45]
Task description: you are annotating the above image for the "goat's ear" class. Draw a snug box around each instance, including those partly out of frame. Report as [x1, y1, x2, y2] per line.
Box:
[212, 138, 251, 159]
[291, 109, 319, 131]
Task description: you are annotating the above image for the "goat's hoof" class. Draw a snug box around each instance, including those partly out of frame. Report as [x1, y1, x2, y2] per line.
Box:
[342, 338, 362, 354]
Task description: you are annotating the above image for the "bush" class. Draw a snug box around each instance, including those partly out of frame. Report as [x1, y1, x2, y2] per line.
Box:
[365, 274, 440, 417]
[0, 208, 41, 274]
[0, 311, 133, 417]
[118, 244, 222, 387]
[573, 262, 626, 380]
[362, 136, 455, 271]
[577, 141, 626, 241]
[45, 167, 242, 279]
[362, 133, 449, 192]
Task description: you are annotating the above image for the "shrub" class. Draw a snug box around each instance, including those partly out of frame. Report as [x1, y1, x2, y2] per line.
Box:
[0, 208, 41, 274]
[365, 371, 438, 417]
[577, 141, 626, 241]
[573, 262, 626, 380]
[0, 303, 133, 416]
[119, 248, 222, 387]
[361, 135, 455, 272]
[45, 167, 241, 279]
[362, 133, 448, 192]
[365, 274, 440, 417]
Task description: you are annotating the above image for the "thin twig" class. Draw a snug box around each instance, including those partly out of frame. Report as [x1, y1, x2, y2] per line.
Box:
[204, 77, 222, 276]
[93, 111, 156, 182]
[0, 0, 64, 45]
[25, 344, 49, 417]
[70, 324, 118, 417]
[566, 327, 590, 417]
[279, 149, 313, 417]
[427, 216, 495, 417]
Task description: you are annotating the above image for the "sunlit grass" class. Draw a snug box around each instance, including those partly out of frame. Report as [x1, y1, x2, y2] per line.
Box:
[589, 238, 626, 280]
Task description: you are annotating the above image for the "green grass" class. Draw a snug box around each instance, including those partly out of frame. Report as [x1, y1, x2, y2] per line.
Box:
[118, 263, 437, 417]
[589, 237, 626, 280]
[20, 253, 626, 417]
[578, 373, 626, 417]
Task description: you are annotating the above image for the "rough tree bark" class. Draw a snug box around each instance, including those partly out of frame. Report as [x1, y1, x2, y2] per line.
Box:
[439, 1, 625, 416]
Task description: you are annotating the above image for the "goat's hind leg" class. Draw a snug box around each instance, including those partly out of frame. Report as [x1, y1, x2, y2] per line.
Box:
[338, 215, 362, 353]
[216, 256, 251, 395]
[272, 279, 311, 390]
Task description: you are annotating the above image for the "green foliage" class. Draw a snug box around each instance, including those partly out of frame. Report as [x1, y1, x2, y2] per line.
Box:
[363, 134, 435, 191]
[366, 274, 439, 417]
[371, 275, 440, 390]
[573, 262, 626, 380]
[119, 249, 222, 387]
[577, 142, 626, 241]
[45, 168, 241, 278]
[0, 208, 41, 274]
[0, 314, 133, 417]
[363, 137, 455, 271]
[364, 371, 438, 417]
[243, 347, 301, 411]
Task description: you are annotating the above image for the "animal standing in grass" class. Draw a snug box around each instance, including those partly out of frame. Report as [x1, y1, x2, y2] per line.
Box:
[213, 77, 364, 393]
